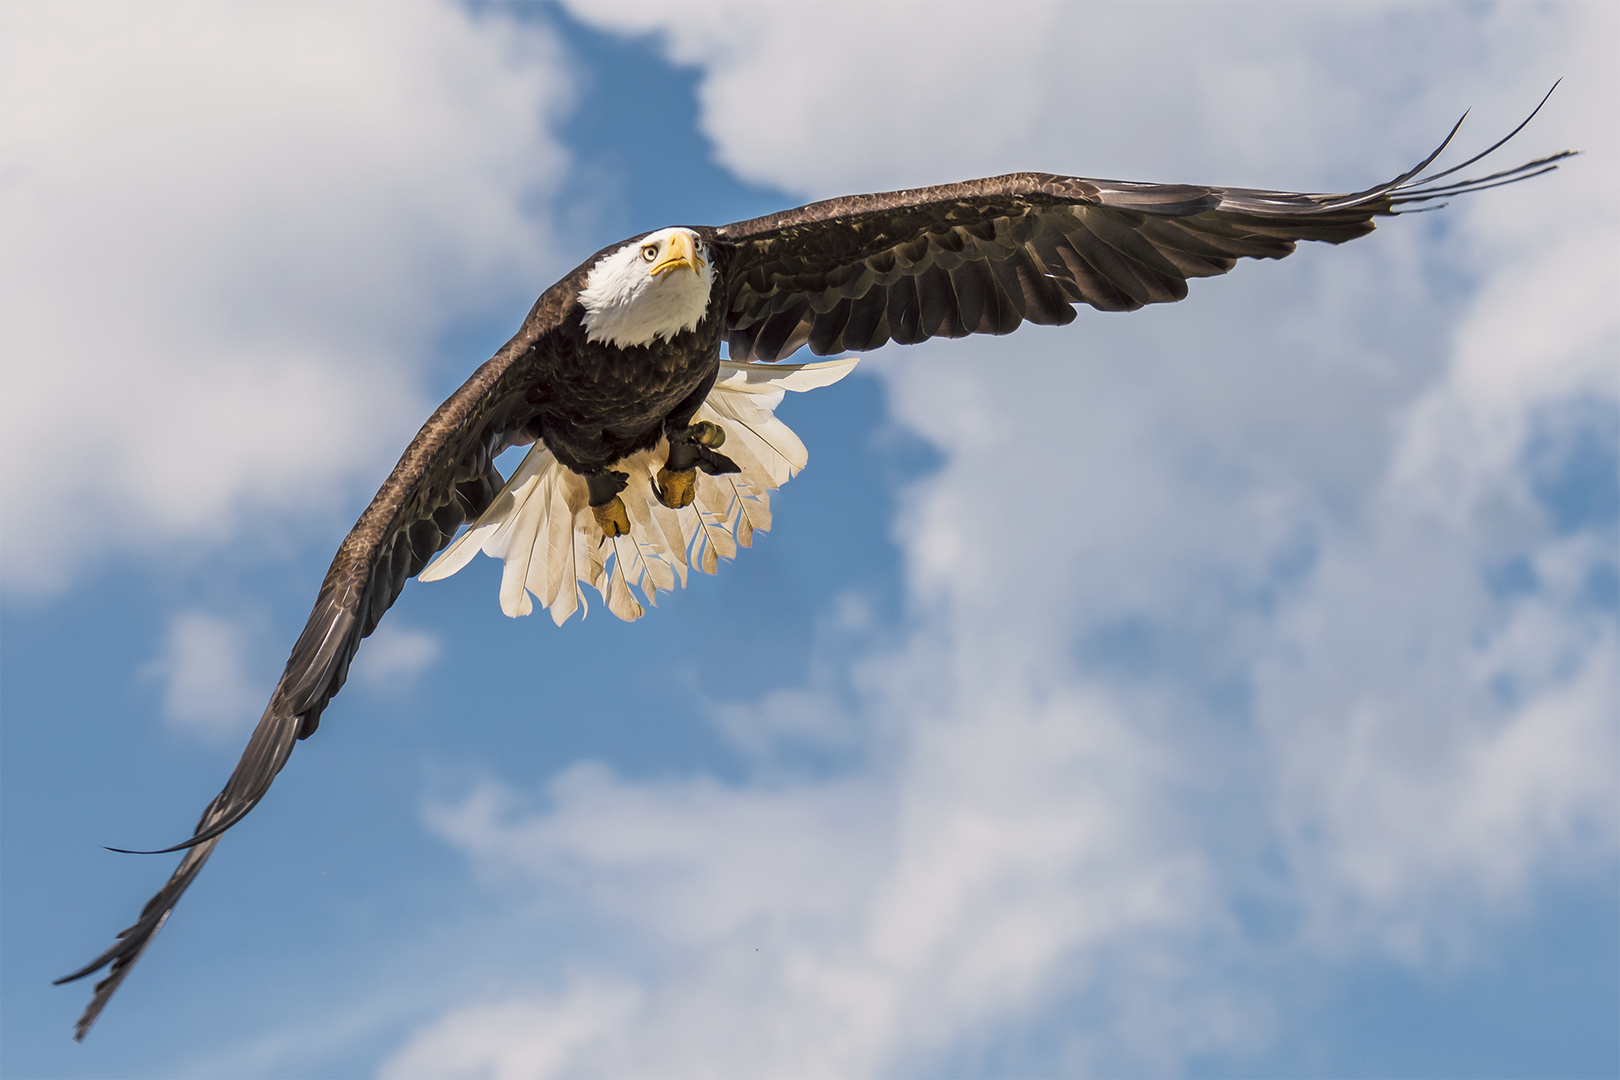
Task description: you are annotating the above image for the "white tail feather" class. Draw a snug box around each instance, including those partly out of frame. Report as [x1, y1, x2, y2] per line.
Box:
[418, 356, 858, 623]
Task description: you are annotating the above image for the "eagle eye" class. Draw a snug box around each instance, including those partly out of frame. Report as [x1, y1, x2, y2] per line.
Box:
[641, 244, 659, 261]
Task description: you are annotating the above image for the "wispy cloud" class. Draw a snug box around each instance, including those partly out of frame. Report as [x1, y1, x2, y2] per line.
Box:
[351, 622, 444, 690]
[148, 611, 264, 743]
[384, 984, 643, 1080]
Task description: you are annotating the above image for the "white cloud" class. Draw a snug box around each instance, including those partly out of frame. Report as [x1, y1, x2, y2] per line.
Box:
[0, 2, 572, 592]
[148, 610, 264, 742]
[566, 2, 1565, 200]
[374, 3, 1617, 1074]
[351, 621, 443, 689]
[385, 986, 643, 1080]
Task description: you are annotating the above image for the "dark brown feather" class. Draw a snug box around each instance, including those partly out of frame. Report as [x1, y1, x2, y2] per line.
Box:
[916, 263, 962, 339]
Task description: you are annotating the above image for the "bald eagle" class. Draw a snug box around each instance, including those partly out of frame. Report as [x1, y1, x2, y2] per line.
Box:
[56, 101, 1570, 1038]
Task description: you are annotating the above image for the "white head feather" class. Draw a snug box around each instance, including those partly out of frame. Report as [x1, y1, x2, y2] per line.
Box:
[578, 227, 715, 349]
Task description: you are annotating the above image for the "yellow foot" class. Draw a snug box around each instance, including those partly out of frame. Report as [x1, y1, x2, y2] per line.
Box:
[656, 467, 698, 509]
[592, 497, 631, 537]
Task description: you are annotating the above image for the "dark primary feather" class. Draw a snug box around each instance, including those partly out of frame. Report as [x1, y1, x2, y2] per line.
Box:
[712, 94, 1574, 362]
[60, 94, 1572, 1040]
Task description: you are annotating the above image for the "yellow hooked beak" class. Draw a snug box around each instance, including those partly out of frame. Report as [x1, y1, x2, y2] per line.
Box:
[649, 231, 704, 277]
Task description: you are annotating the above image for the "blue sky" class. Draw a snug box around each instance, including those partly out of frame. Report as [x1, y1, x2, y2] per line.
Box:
[2, 3, 1616, 1077]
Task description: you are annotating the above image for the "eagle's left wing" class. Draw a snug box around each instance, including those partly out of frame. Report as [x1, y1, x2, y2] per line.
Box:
[712, 105, 1571, 363]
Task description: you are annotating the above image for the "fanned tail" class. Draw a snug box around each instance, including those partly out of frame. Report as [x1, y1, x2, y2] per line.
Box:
[419, 357, 859, 622]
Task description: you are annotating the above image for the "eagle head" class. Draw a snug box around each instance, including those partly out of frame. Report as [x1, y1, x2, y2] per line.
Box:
[579, 227, 714, 349]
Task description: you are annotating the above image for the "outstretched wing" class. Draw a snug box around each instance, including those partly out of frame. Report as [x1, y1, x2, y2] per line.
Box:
[54, 297, 562, 1040]
[714, 104, 1573, 362]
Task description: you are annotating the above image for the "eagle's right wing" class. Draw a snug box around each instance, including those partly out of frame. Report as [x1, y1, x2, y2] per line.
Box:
[55, 291, 565, 1040]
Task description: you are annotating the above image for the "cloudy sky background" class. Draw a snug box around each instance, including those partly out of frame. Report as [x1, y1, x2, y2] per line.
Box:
[2, 3, 1615, 1077]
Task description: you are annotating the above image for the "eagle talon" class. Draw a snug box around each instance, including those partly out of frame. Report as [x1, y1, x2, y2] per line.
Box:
[656, 467, 698, 509]
[591, 497, 631, 537]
